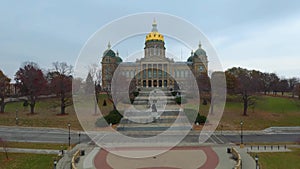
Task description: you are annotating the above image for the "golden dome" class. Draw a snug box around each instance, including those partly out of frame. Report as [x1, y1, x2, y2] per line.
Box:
[145, 19, 164, 42]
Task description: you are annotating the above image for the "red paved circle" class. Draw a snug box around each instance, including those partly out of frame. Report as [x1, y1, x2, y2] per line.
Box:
[94, 146, 219, 169]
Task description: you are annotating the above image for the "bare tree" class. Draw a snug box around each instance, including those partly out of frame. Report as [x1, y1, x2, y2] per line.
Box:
[0, 138, 9, 160]
[278, 79, 289, 96]
[269, 73, 280, 95]
[226, 67, 257, 116]
[87, 64, 102, 115]
[88, 64, 102, 85]
[0, 70, 10, 113]
[288, 78, 299, 98]
[294, 83, 300, 100]
[48, 62, 73, 115]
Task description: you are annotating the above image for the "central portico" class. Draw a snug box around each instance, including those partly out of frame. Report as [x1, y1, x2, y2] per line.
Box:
[136, 19, 174, 88]
[101, 20, 208, 90]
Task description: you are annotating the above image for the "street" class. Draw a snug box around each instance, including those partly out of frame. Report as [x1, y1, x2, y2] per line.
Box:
[1, 126, 299, 145]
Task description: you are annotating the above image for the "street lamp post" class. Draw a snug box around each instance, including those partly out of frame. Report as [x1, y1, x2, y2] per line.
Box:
[60, 145, 64, 156]
[53, 159, 57, 169]
[68, 123, 71, 148]
[15, 109, 18, 126]
[78, 132, 81, 144]
[255, 154, 259, 169]
[240, 121, 244, 146]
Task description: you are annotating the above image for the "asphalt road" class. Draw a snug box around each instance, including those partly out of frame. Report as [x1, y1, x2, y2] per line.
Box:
[0, 126, 90, 144]
[224, 133, 300, 143]
[1, 126, 299, 145]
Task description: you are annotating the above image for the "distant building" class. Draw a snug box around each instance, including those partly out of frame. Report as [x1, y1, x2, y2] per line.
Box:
[101, 20, 208, 90]
[7, 83, 20, 96]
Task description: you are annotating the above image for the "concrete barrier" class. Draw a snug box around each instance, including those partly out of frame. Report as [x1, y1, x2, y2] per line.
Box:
[231, 147, 242, 169]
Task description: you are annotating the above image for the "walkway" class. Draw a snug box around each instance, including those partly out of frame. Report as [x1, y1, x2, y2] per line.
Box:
[70, 144, 259, 169]
[0, 147, 59, 154]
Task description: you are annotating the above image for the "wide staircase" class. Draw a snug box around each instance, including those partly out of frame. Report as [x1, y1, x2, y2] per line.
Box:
[117, 87, 192, 132]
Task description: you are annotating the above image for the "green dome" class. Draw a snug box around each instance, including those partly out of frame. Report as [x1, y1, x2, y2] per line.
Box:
[187, 56, 193, 62]
[194, 42, 206, 57]
[187, 50, 195, 62]
[103, 49, 116, 57]
[116, 56, 123, 63]
[194, 47, 206, 56]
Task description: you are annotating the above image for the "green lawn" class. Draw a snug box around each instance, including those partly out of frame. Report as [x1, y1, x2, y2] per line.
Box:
[0, 153, 57, 169]
[0, 94, 299, 131]
[255, 96, 300, 113]
[250, 148, 300, 169]
[0, 98, 82, 130]
[218, 95, 300, 130]
[5, 142, 69, 150]
[0, 94, 114, 130]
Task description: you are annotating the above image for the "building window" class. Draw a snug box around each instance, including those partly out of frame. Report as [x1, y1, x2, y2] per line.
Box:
[143, 70, 146, 78]
[164, 64, 167, 77]
[185, 70, 188, 77]
[199, 66, 204, 72]
[158, 69, 162, 78]
[148, 69, 152, 78]
[131, 70, 134, 78]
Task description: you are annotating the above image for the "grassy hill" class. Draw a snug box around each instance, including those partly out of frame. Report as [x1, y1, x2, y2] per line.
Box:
[0, 94, 299, 131]
[219, 95, 300, 130]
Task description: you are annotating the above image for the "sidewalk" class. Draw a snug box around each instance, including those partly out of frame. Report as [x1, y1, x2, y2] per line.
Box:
[212, 146, 236, 169]
[57, 143, 88, 169]
[67, 144, 260, 169]
[76, 146, 100, 169]
[235, 146, 257, 169]
[0, 147, 59, 154]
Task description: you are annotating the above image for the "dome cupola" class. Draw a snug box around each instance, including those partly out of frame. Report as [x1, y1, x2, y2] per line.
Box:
[194, 41, 206, 57]
[103, 42, 116, 57]
[145, 19, 164, 42]
[187, 41, 207, 62]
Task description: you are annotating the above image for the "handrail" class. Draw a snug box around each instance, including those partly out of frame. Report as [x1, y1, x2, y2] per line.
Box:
[231, 147, 242, 169]
[71, 150, 80, 169]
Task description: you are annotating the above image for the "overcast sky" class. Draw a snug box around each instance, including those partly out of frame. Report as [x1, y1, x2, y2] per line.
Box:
[0, 0, 299, 80]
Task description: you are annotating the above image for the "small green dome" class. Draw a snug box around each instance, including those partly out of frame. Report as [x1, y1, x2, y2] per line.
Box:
[103, 49, 116, 57]
[194, 41, 206, 57]
[116, 56, 122, 63]
[187, 50, 194, 62]
[103, 42, 116, 57]
[194, 48, 206, 56]
[194, 47, 206, 57]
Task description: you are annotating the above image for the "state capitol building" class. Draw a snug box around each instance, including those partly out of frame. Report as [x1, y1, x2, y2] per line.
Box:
[101, 20, 208, 90]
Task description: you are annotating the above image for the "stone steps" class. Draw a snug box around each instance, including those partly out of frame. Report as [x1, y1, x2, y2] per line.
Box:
[117, 88, 188, 132]
[124, 110, 180, 117]
[120, 116, 187, 124]
[117, 125, 192, 131]
[132, 100, 176, 105]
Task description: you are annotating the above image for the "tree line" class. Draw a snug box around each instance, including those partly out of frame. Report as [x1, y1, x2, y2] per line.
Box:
[0, 63, 299, 117]
[195, 67, 299, 116]
[0, 62, 74, 114]
[224, 67, 300, 116]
